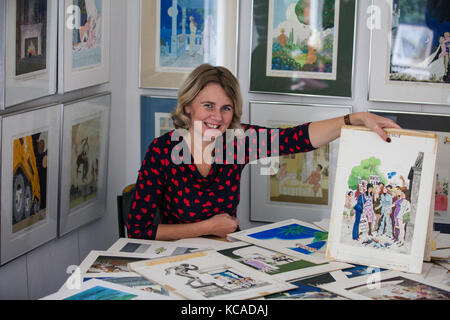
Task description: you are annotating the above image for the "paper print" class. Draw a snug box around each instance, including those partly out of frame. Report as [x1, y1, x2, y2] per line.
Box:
[69, 115, 101, 209]
[389, 0, 450, 83]
[266, 0, 339, 80]
[15, 0, 47, 77]
[72, 0, 102, 69]
[348, 276, 450, 300]
[156, 0, 218, 72]
[269, 122, 330, 206]
[12, 131, 48, 233]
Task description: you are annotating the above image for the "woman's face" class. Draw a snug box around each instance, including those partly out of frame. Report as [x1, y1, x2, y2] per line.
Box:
[185, 82, 234, 138]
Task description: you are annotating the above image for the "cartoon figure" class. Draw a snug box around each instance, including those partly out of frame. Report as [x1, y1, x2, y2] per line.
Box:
[377, 185, 394, 238]
[352, 184, 367, 241]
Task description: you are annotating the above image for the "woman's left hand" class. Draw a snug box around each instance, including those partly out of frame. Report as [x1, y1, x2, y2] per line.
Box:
[350, 112, 402, 142]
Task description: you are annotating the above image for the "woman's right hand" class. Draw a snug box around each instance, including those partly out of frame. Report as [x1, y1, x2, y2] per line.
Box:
[203, 213, 239, 238]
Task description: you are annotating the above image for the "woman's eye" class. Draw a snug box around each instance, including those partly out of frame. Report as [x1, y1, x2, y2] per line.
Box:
[222, 106, 232, 112]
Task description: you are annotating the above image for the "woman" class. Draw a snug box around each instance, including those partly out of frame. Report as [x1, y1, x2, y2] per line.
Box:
[395, 191, 411, 246]
[127, 64, 400, 241]
[352, 185, 367, 241]
[362, 183, 375, 237]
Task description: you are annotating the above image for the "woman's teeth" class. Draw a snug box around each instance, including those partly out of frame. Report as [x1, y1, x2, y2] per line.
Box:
[205, 122, 220, 129]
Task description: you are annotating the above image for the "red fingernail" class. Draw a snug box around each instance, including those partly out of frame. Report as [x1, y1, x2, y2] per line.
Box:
[387, 138, 391, 143]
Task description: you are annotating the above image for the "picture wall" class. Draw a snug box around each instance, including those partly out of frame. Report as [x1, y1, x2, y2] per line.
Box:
[136, 0, 449, 231]
[0, 0, 112, 265]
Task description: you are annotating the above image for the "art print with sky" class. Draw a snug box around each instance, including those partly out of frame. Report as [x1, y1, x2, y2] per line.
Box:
[266, 0, 339, 79]
[157, 0, 218, 72]
[247, 223, 328, 257]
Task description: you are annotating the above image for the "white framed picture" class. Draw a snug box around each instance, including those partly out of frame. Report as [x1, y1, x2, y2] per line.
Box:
[129, 250, 297, 300]
[58, 0, 110, 93]
[41, 278, 172, 300]
[3, 0, 58, 108]
[217, 241, 352, 282]
[326, 126, 438, 274]
[139, 0, 239, 89]
[249, 101, 352, 223]
[319, 270, 450, 300]
[1, 104, 61, 265]
[368, 0, 449, 105]
[58, 93, 110, 236]
[227, 219, 330, 264]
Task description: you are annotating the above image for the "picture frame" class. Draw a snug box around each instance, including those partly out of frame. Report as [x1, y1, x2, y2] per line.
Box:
[58, 93, 111, 236]
[139, 0, 239, 89]
[140, 95, 176, 162]
[58, 0, 110, 93]
[107, 238, 179, 258]
[78, 250, 152, 278]
[217, 241, 352, 282]
[319, 270, 450, 300]
[41, 278, 171, 300]
[368, 0, 449, 105]
[1, 104, 61, 265]
[249, 101, 352, 223]
[369, 109, 450, 233]
[249, 0, 356, 97]
[227, 219, 330, 264]
[129, 250, 297, 300]
[262, 272, 348, 300]
[326, 126, 438, 274]
[3, 0, 58, 108]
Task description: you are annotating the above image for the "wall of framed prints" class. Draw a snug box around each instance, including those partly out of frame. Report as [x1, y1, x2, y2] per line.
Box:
[124, 0, 450, 236]
[0, 0, 127, 299]
[0, 0, 449, 300]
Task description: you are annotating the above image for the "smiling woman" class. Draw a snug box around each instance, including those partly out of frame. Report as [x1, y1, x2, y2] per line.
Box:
[127, 64, 400, 241]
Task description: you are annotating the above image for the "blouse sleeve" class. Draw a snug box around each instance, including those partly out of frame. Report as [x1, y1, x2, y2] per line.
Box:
[239, 122, 317, 164]
[126, 138, 166, 240]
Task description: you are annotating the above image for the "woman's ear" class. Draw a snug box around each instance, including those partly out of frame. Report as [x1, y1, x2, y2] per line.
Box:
[185, 104, 191, 114]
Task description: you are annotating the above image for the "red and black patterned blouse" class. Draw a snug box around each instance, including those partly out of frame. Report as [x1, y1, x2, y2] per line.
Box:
[127, 122, 316, 239]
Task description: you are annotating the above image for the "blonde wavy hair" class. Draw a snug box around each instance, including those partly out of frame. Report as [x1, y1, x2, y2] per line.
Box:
[171, 64, 243, 131]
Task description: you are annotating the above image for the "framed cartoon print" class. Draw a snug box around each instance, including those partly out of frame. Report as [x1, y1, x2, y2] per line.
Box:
[369, 109, 450, 233]
[249, 0, 356, 97]
[58, 93, 110, 236]
[3, 0, 58, 108]
[327, 126, 438, 274]
[58, 0, 110, 92]
[249, 101, 351, 223]
[139, 0, 239, 89]
[1, 104, 60, 265]
[368, 0, 450, 105]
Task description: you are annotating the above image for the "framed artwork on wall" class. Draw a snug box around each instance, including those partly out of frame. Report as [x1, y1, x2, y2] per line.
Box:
[327, 126, 438, 274]
[369, 109, 450, 233]
[368, 0, 450, 105]
[58, 0, 110, 93]
[249, 0, 356, 97]
[1, 104, 61, 265]
[58, 93, 111, 236]
[140, 95, 176, 162]
[249, 101, 351, 223]
[139, 0, 239, 89]
[3, 0, 58, 109]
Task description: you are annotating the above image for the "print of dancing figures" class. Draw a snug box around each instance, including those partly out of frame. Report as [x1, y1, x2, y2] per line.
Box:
[341, 153, 424, 254]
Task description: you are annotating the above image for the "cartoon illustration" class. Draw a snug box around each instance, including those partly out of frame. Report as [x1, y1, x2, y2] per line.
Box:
[340, 152, 423, 253]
